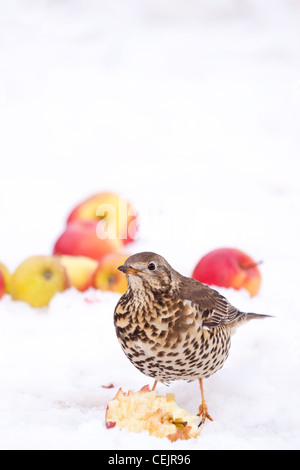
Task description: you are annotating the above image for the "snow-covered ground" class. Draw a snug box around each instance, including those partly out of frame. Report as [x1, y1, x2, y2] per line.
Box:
[0, 0, 300, 450]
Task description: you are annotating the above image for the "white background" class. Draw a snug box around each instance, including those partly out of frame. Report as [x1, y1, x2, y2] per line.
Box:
[0, 0, 299, 449]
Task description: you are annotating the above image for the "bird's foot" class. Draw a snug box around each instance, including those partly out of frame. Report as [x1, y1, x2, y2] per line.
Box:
[151, 380, 158, 392]
[197, 402, 213, 427]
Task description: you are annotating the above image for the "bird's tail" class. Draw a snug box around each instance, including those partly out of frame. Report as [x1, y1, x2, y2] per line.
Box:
[230, 311, 273, 333]
[245, 312, 273, 321]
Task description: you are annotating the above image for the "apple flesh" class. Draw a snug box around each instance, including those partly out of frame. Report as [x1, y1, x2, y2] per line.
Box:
[55, 255, 98, 292]
[93, 252, 129, 294]
[105, 386, 201, 441]
[192, 248, 261, 297]
[10, 256, 70, 308]
[53, 220, 123, 261]
[67, 192, 137, 245]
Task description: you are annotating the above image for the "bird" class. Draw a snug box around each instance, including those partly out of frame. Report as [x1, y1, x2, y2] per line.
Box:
[114, 252, 270, 426]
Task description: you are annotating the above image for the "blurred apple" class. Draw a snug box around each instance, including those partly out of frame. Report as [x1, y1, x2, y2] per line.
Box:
[93, 252, 129, 294]
[67, 192, 137, 245]
[0, 272, 5, 299]
[53, 220, 123, 261]
[192, 248, 261, 297]
[56, 255, 98, 292]
[10, 256, 70, 308]
[0, 262, 11, 294]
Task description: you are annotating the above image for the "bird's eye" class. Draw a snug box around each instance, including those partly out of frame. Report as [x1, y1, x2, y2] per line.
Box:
[148, 262, 156, 271]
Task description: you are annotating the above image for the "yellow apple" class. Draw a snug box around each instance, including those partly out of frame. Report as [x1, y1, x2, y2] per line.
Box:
[10, 256, 70, 308]
[93, 252, 129, 294]
[0, 262, 11, 294]
[55, 255, 98, 292]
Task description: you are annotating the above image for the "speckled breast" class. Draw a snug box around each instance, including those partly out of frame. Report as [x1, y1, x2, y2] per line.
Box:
[114, 298, 231, 383]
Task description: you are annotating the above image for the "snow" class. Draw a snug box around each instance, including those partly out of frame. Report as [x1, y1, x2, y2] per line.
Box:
[0, 0, 300, 450]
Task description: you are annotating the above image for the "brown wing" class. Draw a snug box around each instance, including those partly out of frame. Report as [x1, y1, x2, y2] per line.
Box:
[179, 276, 245, 328]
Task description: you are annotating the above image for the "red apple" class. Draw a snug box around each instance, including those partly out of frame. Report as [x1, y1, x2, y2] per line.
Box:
[192, 248, 261, 297]
[53, 220, 123, 261]
[67, 192, 137, 245]
[0, 262, 11, 294]
[0, 272, 5, 299]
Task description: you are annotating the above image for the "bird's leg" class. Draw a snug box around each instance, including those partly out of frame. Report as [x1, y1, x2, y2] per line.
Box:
[152, 380, 158, 391]
[197, 379, 213, 426]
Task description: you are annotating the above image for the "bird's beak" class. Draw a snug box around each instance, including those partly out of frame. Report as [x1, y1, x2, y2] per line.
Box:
[118, 265, 142, 275]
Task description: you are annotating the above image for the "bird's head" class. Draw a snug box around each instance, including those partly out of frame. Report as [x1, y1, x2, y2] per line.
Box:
[118, 252, 177, 293]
